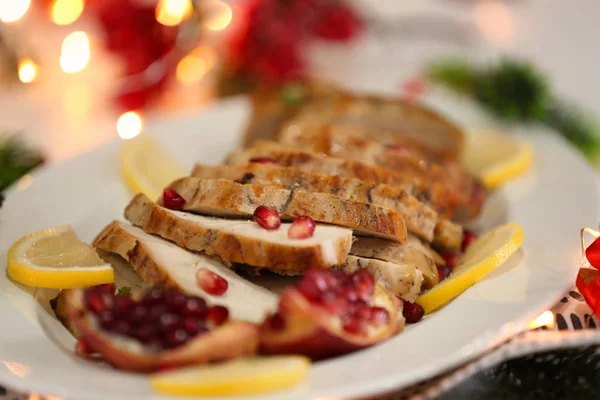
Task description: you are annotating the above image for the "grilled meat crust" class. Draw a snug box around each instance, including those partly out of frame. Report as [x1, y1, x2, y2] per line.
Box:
[125, 194, 353, 272]
[164, 177, 407, 242]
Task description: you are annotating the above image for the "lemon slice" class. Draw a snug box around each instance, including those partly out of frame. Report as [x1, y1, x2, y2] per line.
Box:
[417, 222, 524, 314]
[462, 131, 533, 189]
[7, 225, 114, 289]
[150, 356, 310, 396]
[120, 135, 185, 201]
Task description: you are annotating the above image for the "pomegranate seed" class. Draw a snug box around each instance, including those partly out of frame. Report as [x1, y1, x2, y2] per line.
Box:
[440, 252, 458, 269]
[130, 305, 149, 323]
[97, 310, 116, 329]
[85, 291, 114, 313]
[369, 307, 390, 326]
[142, 288, 164, 304]
[351, 269, 374, 300]
[206, 305, 229, 326]
[163, 189, 186, 211]
[253, 205, 281, 230]
[269, 313, 286, 331]
[320, 291, 348, 314]
[196, 268, 229, 296]
[135, 324, 157, 341]
[387, 144, 412, 157]
[182, 297, 207, 318]
[113, 295, 135, 316]
[149, 304, 168, 321]
[159, 313, 180, 332]
[354, 303, 372, 319]
[288, 216, 316, 239]
[112, 320, 131, 336]
[297, 269, 329, 301]
[343, 287, 359, 302]
[586, 237, 600, 269]
[402, 302, 424, 324]
[249, 157, 278, 165]
[461, 230, 478, 252]
[164, 290, 187, 308]
[182, 317, 207, 336]
[165, 329, 188, 348]
[438, 266, 452, 281]
[342, 316, 366, 335]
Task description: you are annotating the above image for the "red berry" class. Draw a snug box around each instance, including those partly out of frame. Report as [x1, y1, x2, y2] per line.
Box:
[196, 268, 229, 296]
[402, 302, 424, 324]
[314, 5, 362, 41]
[162, 189, 185, 211]
[586, 237, 600, 269]
[297, 269, 329, 301]
[438, 266, 452, 282]
[206, 306, 229, 326]
[342, 315, 366, 335]
[351, 269, 375, 300]
[288, 216, 316, 239]
[440, 252, 458, 269]
[462, 230, 478, 253]
[253, 205, 281, 230]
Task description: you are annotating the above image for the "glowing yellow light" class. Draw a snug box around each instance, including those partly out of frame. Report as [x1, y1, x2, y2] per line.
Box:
[192, 46, 216, 69]
[156, 0, 193, 26]
[0, 0, 31, 23]
[28, 394, 41, 400]
[176, 53, 207, 85]
[528, 310, 555, 330]
[203, 0, 232, 31]
[60, 31, 90, 73]
[117, 111, 143, 140]
[51, 0, 85, 25]
[18, 58, 37, 83]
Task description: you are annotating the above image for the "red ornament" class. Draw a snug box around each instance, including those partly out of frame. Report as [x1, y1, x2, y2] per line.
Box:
[585, 236, 600, 269]
[576, 268, 600, 316]
[313, 4, 362, 41]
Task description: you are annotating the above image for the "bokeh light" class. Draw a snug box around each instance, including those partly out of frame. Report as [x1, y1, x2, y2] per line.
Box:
[0, 0, 31, 23]
[18, 58, 37, 83]
[117, 111, 143, 140]
[60, 31, 90, 73]
[203, 0, 232, 31]
[156, 0, 193, 26]
[51, 0, 85, 25]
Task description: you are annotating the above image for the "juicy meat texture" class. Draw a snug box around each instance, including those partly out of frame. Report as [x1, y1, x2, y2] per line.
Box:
[433, 218, 464, 251]
[340, 255, 423, 302]
[93, 221, 278, 323]
[350, 236, 441, 289]
[125, 194, 353, 272]
[224, 141, 472, 219]
[164, 177, 407, 243]
[192, 163, 438, 243]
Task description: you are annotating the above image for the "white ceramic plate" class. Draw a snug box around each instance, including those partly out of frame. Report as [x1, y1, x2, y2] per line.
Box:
[0, 95, 597, 400]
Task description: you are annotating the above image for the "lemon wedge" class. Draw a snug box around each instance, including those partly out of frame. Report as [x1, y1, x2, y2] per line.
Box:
[417, 222, 524, 314]
[150, 356, 310, 396]
[120, 135, 185, 201]
[462, 131, 533, 189]
[7, 225, 113, 289]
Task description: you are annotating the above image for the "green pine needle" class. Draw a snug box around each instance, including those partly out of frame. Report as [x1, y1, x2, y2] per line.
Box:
[427, 59, 478, 94]
[0, 134, 44, 191]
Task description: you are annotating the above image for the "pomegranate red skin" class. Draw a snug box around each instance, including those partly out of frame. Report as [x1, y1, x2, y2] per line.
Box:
[61, 289, 258, 372]
[586, 237, 600, 269]
[260, 286, 400, 360]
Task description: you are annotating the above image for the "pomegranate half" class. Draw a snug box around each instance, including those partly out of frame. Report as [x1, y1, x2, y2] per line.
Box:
[260, 269, 402, 359]
[62, 284, 259, 372]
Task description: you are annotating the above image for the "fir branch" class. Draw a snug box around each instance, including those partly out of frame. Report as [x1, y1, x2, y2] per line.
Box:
[0, 134, 44, 191]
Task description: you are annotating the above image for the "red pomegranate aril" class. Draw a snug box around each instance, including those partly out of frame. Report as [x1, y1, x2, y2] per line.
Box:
[249, 157, 278, 165]
[297, 269, 329, 301]
[135, 324, 157, 341]
[112, 320, 131, 336]
[149, 304, 168, 321]
[343, 287, 359, 302]
[438, 266, 452, 282]
[98, 310, 115, 329]
[165, 329, 189, 348]
[206, 306, 229, 326]
[196, 268, 229, 296]
[369, 307, 390, 326]
[253, 205, 281, 230]
[159, 313, 180, 332]
[86, 291, 114, 313]
[461, 230, 478, 252]
[440, 252, 458, 269]
[351, 269, 375, 300]
[181, 317, 207, 336]
[342, 316, 366, 335]
[142, 288, 164, 305]
[162, 189, 186, 211]
[182, 297, 207, 318]
[586, 237, 600, 269]
[288, 216, 316, 239]
[165, 290, 188, 308]
[402, 302, 424, 324]
[130, 305, 149, 323]
[113, 295, 135, 315]
[354, 303, 372, 320]
[320, 291, 348, 314]
[268, 313, 286, 331]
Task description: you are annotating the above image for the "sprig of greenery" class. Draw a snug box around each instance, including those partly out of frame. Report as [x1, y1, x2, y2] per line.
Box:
[117, 287, 132, 296]
[0, 134, 44, 192]
[427, 59, 600, 162]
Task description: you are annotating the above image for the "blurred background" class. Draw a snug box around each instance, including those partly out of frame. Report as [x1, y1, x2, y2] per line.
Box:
[1, 0, 600, 193]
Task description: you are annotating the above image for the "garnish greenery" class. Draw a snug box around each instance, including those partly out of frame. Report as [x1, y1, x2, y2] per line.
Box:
[0, 134, 44, 192]
[117, 287, 132, 296]
[427, 59, 600, 162]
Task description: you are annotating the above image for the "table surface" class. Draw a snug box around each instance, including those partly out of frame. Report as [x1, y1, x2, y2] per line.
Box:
[2, 1, 600, 399]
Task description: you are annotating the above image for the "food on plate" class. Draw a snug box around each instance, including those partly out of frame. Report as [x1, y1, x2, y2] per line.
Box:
[120, 135, 185, 200]
[462, 130, 534, 189]
[7, 225, 114, 289]
[260, 268, 402, 359]
[4, 81, 530, 395]
[150, 356, 311, 396]
[417, 223, 525, 313]
[60, 285, 259, 372]
[163, 177, 407, 242]
[124, 193, 353, 273]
